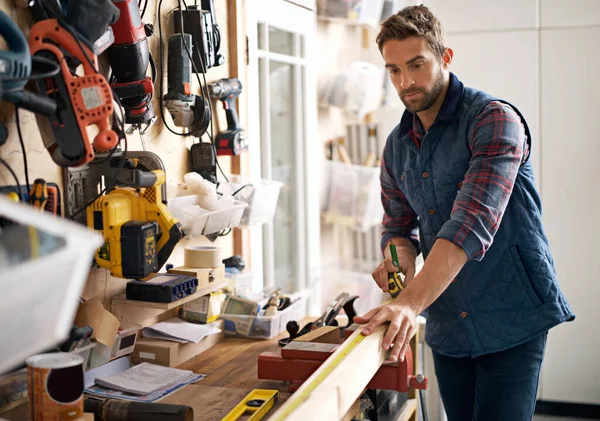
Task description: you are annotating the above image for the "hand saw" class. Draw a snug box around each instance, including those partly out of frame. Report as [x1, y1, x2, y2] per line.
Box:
[28, 19, 119, 167]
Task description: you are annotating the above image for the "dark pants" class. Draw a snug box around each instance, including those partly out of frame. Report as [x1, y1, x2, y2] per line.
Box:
[432, 333, 547, 421]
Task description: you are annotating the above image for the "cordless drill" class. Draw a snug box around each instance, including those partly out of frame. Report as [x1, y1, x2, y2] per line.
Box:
[208, 78, 248, 156]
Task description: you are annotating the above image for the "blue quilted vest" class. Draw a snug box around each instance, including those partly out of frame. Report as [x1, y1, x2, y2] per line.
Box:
[390, 74, 575, 357]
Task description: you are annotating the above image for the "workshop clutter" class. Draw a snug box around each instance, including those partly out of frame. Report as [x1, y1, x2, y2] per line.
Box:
[321, 159, 383, 231]
[168, 172, 248, 237]
[221, 294, 307, 339]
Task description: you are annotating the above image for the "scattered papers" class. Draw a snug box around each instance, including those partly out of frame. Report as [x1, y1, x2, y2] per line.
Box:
[142, 318, 221, 344]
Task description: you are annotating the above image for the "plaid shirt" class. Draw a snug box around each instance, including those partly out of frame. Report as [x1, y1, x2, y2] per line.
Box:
[381, 100, 528, 260]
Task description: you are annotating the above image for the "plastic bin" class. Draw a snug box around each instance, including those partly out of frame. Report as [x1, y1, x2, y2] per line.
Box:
[220, 296, 307, 339]
[0, 198, 102, 375]
[322, 160, 383, 231]
[167, 195, 248, 237]
[220, 176, 283, 227]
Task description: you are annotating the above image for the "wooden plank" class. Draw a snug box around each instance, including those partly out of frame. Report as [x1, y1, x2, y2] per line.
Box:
[396, 398, 418, 421]
[111, 279, 228, 310]
[341, 399, 360, 421]
[268, 323, 388, 421]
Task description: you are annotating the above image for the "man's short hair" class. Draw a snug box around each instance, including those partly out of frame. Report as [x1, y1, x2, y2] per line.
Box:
[376, 5, 446, 58]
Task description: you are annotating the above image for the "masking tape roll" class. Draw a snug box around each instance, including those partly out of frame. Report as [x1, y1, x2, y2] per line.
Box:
[184, 246, 223, 268]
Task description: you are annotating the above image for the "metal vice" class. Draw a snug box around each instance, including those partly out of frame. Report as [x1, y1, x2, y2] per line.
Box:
[258, 325, 428, 394]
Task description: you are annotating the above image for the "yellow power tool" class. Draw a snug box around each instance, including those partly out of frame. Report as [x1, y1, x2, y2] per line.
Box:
[86, 169, 184, 279]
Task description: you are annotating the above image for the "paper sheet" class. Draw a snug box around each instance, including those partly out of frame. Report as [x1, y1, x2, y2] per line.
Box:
[142, 318, 221, 344]
[94, 362, 193, 395]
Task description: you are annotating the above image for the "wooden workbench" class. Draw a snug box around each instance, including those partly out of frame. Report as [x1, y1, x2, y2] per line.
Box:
[2, 319, 423, 421]
[1, 330, 292, 421]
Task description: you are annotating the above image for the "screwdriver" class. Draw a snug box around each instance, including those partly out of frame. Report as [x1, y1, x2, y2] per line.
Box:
[29, 179, 48, 211]
[387, 243, 405, 298]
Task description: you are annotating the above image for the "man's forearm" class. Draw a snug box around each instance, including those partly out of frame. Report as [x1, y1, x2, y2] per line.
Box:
[398, 238, 468, 314]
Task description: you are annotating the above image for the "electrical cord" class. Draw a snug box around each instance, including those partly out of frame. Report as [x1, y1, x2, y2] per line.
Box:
[0, 157, 23, 201]
[179, 0, 229, 183]
[0, 55, 61, 82]
[140, 0, 149, 19]
[231, 183, 253, 197]
[14, 107, 30, 191]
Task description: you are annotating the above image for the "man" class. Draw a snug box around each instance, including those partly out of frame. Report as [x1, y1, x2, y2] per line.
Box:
[353, 5, 575, 421]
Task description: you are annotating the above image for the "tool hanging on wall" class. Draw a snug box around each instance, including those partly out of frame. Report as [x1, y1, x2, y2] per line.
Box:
[0, 10, 58, 117]
[163, 33, 211, 138]
[86, 165, 184, 279]
[208, 78, 248, 156]
[173, 0, 224, 73]
[107, 0, 157, 134]
[28, 18, 119, 167]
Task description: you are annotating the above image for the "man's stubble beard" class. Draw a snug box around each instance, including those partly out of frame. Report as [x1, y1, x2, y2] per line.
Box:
[400, 67, 445, 114]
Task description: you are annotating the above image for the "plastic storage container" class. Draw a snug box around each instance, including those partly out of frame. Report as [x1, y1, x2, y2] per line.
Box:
[167, 195, 248, 237]
[220, 176, 283, 227]
[322, 160, 383, 231]
[220, 296, 307, 339]
[0, 198, 102, 374]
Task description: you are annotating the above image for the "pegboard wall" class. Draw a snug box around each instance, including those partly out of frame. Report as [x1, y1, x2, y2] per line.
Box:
[0, 0, 244, 306]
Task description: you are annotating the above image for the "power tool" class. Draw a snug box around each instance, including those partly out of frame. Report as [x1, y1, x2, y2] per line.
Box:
[163, 33, 211, 137]
[86, 168, 184, 279]
[28, 18, 119, 167]
[107, 0, 157, 134]
[208, 78, 248, 156]
[0, 10, 57, 117]
[173, 0, 224, 73]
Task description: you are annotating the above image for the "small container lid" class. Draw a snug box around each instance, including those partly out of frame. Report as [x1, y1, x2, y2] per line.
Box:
[26, 353, 84, 369]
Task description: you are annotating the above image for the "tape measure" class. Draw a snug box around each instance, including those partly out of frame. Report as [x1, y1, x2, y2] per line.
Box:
[270, 332, 368, 421]
[221, 389, 278, 421]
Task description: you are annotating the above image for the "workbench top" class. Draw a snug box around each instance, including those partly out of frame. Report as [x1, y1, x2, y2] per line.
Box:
[1, 326, 295, 421]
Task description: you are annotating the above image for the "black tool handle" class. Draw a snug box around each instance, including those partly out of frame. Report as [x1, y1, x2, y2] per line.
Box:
[223, 95, 240, 130]
[167, 34, 192, 97]
[9, 90, 57, 117]
[85, 398, 193, 421]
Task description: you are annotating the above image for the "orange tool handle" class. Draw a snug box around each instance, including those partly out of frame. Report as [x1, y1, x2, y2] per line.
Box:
[29, 178, 48, 210]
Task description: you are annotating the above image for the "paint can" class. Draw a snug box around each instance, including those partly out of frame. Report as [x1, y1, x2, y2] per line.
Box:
[26, 353, 85, 421]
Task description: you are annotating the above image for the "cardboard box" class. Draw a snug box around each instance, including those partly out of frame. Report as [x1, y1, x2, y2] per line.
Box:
[167, 265, 225, 289]
[130, 320, 224, 367]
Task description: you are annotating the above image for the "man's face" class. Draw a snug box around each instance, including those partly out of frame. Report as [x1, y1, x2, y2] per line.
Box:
[382, 37, 447, 113]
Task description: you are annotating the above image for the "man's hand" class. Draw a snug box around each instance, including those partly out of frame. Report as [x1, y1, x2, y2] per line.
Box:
[373, 238, 417, 292]
[353, 299, 418, 362]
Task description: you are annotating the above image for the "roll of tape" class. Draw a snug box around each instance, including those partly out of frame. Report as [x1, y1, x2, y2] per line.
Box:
[184, 246, 223, 268]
